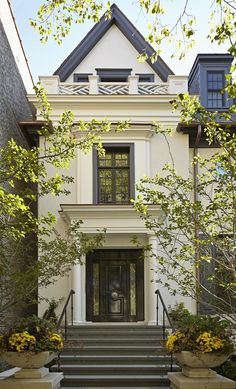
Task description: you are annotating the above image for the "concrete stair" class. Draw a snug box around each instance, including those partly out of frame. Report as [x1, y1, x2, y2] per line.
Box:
[51, 324, 176, 388]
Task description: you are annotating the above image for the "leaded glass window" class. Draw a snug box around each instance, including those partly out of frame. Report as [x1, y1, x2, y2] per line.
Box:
[98, 148, 130, 204]
[207, 71, 224, 108]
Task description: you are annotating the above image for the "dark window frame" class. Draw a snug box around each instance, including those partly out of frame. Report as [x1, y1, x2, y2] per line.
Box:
[136, 73, 154, 83]
[206, 70, 225, 108]
[96, 68, 132, 82]
[73, 73, 92, 82]
[93, 143, 135, 204]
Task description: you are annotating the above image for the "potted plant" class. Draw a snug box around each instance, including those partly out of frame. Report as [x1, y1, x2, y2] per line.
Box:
[166, 313, 234, 377]
[0, 315, 63, 378]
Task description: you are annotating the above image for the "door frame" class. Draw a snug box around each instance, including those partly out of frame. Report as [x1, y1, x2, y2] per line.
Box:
[86, 249, 144, 322]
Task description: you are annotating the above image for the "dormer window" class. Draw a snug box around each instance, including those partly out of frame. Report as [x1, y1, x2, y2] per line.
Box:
[74, 73, 92, 82]
[136, 74, 154, 83]
[96, 69, 132, 82]
[207, 71, 225, 108]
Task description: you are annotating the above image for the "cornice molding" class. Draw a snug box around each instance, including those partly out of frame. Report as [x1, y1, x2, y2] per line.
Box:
[59, 204, 161, 234]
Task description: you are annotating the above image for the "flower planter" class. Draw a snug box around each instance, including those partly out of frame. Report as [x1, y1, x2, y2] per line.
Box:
[174, 351, 231, 378]
[1, 351, 55, 378]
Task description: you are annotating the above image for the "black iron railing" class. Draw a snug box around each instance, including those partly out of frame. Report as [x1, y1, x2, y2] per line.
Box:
[57, 289, 75, 340]
[56, 289, 75, 372]
[155, 289, 174, 371]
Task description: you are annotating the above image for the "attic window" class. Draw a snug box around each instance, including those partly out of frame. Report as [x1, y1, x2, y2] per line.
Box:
[96, 69, 132, 82]
[136, 74, 154, 83]
[207, 71, 225, 108]
[74, 73, 92, 82]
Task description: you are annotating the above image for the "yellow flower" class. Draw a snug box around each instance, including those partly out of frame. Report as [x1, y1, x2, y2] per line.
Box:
[196, 332, 224, 353]
[166, 331, 185, 352]
[49, 333, 63, 350]
[8, 331, 36, 353]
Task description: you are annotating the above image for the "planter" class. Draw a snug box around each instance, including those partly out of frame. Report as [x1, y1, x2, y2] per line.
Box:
[174, 351, 231, 378]
[1, 351, 56, 378]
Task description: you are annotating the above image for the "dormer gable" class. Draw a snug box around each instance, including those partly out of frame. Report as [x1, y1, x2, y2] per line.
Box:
[54, 4, 174, 82]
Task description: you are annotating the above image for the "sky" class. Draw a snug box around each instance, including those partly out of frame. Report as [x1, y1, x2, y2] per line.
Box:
[11, 0, 230, 82]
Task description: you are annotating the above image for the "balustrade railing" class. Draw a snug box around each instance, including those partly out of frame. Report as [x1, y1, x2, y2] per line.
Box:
[138, 83, 168, 95]
[58, 82, 168, 95]
[59, 83, 90, 95]
[98, 82, 129, 95]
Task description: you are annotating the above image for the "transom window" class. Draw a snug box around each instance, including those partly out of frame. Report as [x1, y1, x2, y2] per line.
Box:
[97, 147, 131, 204]
[207, 71, 224, 108]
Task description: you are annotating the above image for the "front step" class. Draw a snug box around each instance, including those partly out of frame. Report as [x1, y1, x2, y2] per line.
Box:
[52, 325, 175, 387]
[56, 354, 172, 365]
[61, 345, 167, 356]
[62, 374, 170, 387]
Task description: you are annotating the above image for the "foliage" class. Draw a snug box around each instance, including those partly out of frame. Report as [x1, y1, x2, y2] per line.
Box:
[42, 299, 59, 324]
[0, 315, 63, 353]
[0, 81, 124, 323]
[166, 314, 234, 354]
[214, 355, 236, 380]
[32, 1, 236, 60]
[168, 302, 191, 325]
[134, 95, 236, 321]
[17, 0, 236, 324]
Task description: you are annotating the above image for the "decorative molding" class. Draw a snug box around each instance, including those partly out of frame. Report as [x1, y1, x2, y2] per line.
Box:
[59, 204, 161, 234]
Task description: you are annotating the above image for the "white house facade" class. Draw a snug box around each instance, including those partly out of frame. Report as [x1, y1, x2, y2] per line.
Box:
[28, 4, 233, 325]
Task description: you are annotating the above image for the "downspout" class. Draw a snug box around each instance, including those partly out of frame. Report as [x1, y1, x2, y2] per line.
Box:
[193, 124, 202, 314]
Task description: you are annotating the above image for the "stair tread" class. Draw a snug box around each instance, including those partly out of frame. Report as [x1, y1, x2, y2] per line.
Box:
[56, 364, 173, 369]
[60, 355, 170, 359]
[63, 374, 169, 379]
[63, 345, 165, 349]
[57, 325, 173, 387]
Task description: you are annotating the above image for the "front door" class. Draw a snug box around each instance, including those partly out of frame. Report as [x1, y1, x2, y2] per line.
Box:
[86, 249, 144, 322]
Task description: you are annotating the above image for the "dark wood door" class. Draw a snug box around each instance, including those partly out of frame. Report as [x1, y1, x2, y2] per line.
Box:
[86, 249, 144, 322]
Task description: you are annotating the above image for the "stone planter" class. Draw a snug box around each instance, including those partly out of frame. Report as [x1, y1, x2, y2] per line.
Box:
[174, 351, 231, 378]
[1, 351, 55, 378]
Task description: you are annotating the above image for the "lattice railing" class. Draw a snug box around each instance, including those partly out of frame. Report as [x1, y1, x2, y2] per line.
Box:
[58, 82, 169, 95]
[59, 83, 90, 95]
[138, 83, 168, 95]
[98, 82, 129, 95]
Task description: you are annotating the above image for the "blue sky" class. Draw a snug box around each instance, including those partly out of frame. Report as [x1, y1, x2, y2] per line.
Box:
[11, 0, 230, 81]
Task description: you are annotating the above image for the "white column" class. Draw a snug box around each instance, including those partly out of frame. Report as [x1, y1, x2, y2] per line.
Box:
[128, 75, 139, 94]
[89, 75, 99, 94]
[167, 75, 188, 94]
[147, 234, 158, 325]
[72, 256, 86, 323]
[39, 75, 59, 93]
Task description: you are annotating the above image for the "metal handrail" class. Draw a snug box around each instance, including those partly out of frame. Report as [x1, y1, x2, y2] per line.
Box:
[155, 289, 173, 334]
[56, 289, 75, 372]
[155, 289, 174, 372]
[57, 289, 75, 339]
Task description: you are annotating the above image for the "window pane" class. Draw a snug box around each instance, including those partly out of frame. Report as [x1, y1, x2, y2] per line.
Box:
[115, 153, 129, 167]
[93, 263, 99, 316]
[98, 153, 112, 167]
[207, 72, 224, 108]
[130, 263, 136, 315]
[99, 170, 112, 203]
[115, 170, 129, 203]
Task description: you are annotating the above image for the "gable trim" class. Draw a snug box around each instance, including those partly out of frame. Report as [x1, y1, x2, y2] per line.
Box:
[54, 4, 174, 82]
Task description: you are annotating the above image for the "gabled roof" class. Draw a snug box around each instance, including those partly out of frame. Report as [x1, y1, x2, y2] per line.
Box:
[54, 3, 174, 82]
